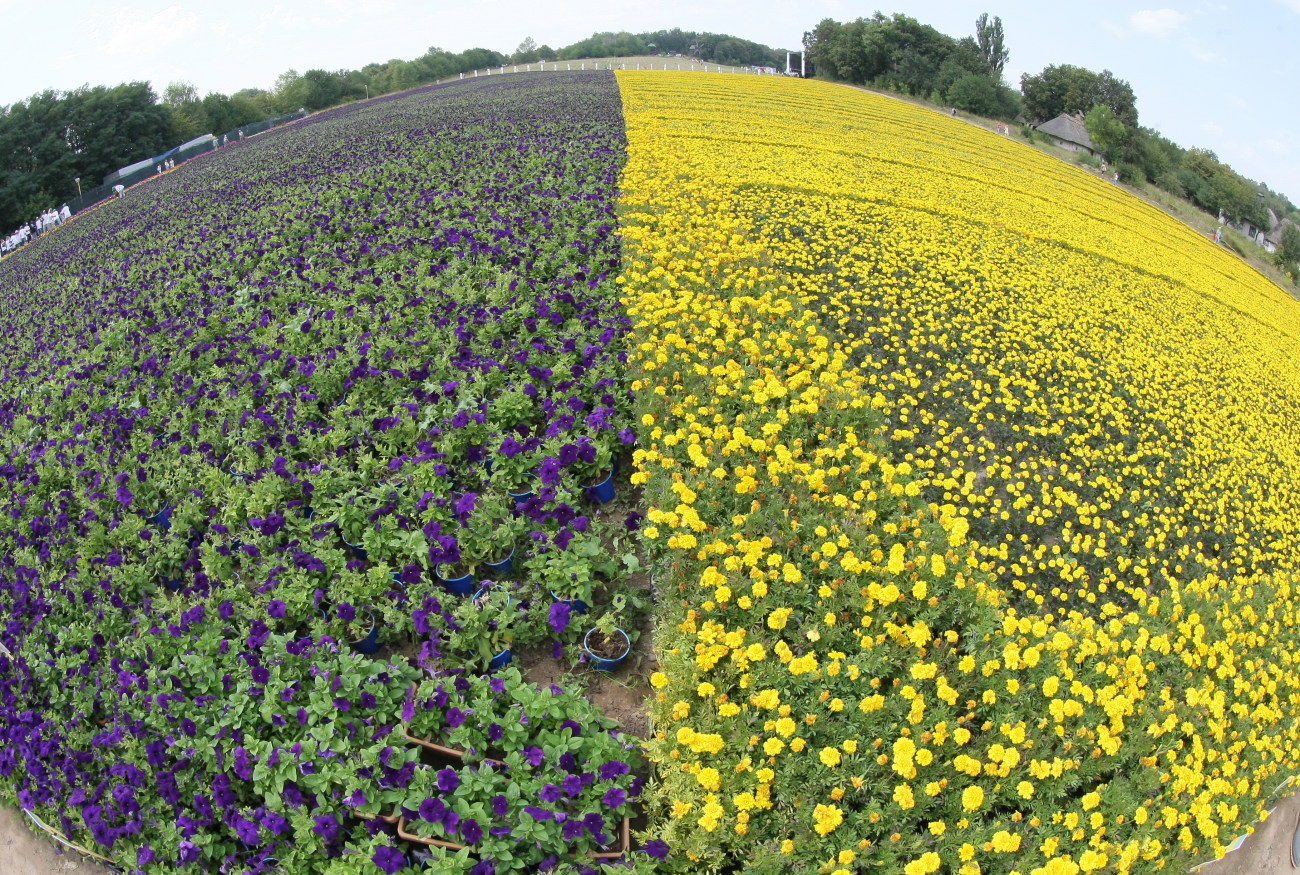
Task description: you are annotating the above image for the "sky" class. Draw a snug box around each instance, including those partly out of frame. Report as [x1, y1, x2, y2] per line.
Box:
[1, 0, 1297, 203]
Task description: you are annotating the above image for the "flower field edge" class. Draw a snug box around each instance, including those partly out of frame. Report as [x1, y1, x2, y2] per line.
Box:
[615, 71, 1300, 875]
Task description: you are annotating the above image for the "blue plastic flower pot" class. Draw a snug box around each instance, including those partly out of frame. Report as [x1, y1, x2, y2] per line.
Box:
[488, 648, 513, 670]
[584, 470, 615, 504]
[351, 613, 380, 655]
[508, 483, 535, 505]
[551, 592, 589, 615]
[342, 537, 368, 562]
[482, 547, 515, 577]
[148, 505, 173, 532]
[583, 627, 630, 672]
[162, 576, 184, 592]
[437, 565, 476, 596]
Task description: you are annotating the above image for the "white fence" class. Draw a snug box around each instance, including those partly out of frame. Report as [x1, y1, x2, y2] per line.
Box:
[454, 61, 785, 80]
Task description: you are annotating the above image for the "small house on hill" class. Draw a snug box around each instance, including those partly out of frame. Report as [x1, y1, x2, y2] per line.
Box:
[1035, 113, 1098, 157]
[1263, 215, 1292, 255]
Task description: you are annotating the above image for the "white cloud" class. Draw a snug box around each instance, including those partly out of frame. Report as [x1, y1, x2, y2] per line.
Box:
[104, 6, 201, 57]
[1130, 8, 1186, 36]
[1278, 0, 1300, 13]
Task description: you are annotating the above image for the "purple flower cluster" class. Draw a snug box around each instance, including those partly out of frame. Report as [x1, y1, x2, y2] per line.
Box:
[0, 71, 648, 871]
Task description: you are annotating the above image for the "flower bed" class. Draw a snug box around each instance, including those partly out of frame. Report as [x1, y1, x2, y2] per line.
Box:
[616, 71, 1300, 874]
[0, 71, 657, 873]
[393, 668, 644, 869]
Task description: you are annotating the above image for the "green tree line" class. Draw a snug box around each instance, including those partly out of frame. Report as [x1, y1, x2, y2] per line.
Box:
[802, 13, 1021, 119]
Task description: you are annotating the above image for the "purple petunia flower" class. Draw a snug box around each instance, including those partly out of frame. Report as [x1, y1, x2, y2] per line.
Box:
[235, 817, 260, 845]
[419, 797, 446, 824]
[461, 817, 483, 844]
[524, 805, 553, 821]
[643, 838, 670, 860]
[539, 784, 562, 803]
[598, 760, 629, 781]
[524, 746, 545, 767]
[373, 844, 407, 874]
[548, 601, 571, 636]
[436, 768, 460, 793]
[312, 814, 340, 843]
[601, 787, 626, 809]
[268, 600, 286, 619]
[562, 774, 583, 798]
[491, 795, 508, 817]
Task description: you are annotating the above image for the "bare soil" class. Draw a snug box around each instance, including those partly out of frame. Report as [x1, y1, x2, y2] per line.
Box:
[0, 806, 112, 874]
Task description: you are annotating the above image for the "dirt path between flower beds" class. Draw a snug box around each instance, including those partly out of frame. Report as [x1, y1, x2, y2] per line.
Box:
[1192, 789, 1300, 874]
[0, 806, 111, 873]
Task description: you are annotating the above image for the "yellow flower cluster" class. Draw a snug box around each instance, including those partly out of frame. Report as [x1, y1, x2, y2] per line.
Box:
[616, 71, 1300, 873]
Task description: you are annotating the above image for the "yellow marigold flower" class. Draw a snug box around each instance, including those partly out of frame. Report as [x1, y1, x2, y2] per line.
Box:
[929, 820, 947, 836]
[838, 850, 855, 865]
[780, 840, 794, 854]
[1017, 780, 1035, 799]
[819, 747, 842, 767]
[696, 767, 721, 791]
[790, 737, 807, 752]
[767, 607, 792, 630]
[650, 672, 669, 690]
[763, 737, 785, 757]
[842, 739, 858, 754]
[1079, 850, 1109, 871]
[888, 543, 906, 574]
[813, 803, 844, 836]
[893, 783, 916, 810]
[775, 717, 796, 737]
[962, 785, 985, 811]
[904, 852, 942, 875]
[990, 830, 1021, 853]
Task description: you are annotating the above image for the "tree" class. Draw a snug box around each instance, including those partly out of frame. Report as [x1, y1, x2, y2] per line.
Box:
[947, 72, 1001, 115]
[1279, 223, 1300, 265]
[512, 37, 540, 64]
[1084, 104, 1127, 162]
[974, 13, 1008, 76]
[1021, 64, 1137, 126]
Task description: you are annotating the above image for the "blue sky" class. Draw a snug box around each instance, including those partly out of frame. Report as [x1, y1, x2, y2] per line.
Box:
[3, 0, 1297, 203]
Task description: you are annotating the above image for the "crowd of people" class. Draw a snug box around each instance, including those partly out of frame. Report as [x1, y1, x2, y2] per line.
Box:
[1, 204, 71, 258]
